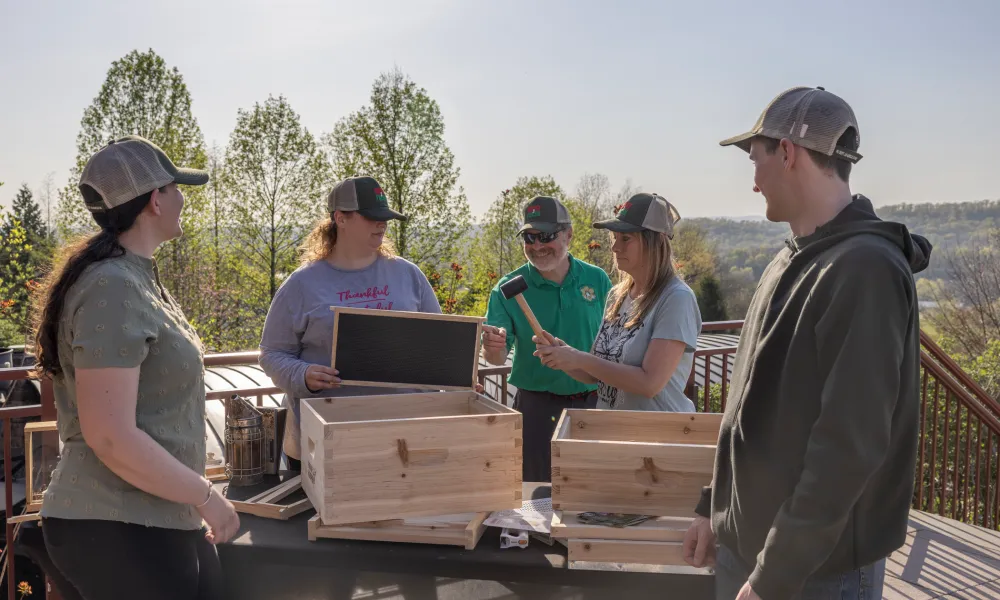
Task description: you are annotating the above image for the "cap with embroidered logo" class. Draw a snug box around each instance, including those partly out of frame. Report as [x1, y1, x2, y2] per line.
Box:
[593, 193, 680, 237]
[517, 196, 572, 234]
[327, 176, 406, 221]
[719, 85, 862, 163]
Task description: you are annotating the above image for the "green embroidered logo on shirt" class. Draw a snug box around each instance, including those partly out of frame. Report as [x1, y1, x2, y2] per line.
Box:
[580, 285, 596, 302]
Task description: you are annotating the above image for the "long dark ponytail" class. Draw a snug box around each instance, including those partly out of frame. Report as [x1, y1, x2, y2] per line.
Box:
[32, 185, 156, 378]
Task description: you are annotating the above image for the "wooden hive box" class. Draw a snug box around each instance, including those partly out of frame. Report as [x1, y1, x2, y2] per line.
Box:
[551, 409, 722, 517]
[300, 307, 523, 526]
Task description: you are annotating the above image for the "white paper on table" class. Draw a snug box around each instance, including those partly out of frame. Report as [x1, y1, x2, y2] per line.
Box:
[484, 497, 552, 533]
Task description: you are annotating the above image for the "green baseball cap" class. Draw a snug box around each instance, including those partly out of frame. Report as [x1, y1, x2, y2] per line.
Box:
[79, 135, 209, 212]
[593, 193, 680, 237]
[517, 196, 571, 234]
[719, 86, 863, 163]
[328, 176, 407, 221]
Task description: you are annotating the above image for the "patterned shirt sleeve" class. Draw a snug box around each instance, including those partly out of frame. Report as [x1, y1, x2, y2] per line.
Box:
[69, 265, 157, 369]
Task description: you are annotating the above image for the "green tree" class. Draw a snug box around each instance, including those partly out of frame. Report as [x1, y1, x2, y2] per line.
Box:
[696, 273, 729, 322]
[1, 185, 53, 346]
[926, 228, 1000, 358]
[57, 48, 208, 239]
[327, 68, 471, 271]
[672, 223, 718, 286]
[459, 188, 519, 315]
[204, 144, 229, 281]
[223, 94, 331, 302]
[55, 48, 212, 335]
[7, 184, 46, 241]
[2, 184, 53, 268]
[718, 265, 756, 320]
[0, 213, 36, 347]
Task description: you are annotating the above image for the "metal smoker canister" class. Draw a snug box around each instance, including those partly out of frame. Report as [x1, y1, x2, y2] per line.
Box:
[225, 394, 264, 486]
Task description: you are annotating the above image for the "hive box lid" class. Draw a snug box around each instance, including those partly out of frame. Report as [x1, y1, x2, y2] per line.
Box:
[329, 307, 485, 391]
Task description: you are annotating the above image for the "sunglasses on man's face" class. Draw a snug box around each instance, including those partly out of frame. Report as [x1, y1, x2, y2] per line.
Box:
[520, 229, 562, 245]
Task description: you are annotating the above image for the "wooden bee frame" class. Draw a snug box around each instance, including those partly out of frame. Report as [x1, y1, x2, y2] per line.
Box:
[24, 420, 60, 513]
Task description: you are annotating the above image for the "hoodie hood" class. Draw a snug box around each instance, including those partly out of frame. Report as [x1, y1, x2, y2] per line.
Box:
[788, 194, 932, 274]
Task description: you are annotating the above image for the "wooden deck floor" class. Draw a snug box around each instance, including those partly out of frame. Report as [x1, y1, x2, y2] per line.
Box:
[886, 510, 1000, 599]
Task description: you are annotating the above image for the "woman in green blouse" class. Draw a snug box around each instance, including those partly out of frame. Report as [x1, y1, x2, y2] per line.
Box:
[33, 136, 237, 599]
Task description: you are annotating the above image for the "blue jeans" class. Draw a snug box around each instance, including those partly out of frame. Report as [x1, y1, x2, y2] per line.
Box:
[715, 544, 885, 600]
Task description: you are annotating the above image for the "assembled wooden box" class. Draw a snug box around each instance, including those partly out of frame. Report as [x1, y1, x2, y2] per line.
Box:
[300, 307, 523, 526]
[551, 409, 722, 517]
[301, 390, 522, 525]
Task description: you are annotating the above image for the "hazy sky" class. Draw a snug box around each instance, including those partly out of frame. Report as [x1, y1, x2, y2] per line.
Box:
[1, 0, 997, 222]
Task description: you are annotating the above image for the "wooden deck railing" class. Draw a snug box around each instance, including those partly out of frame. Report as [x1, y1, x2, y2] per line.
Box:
[0, 367, 49, 600]
[915, 331, 1000, 529]
[682, 322, 1000, 534]
[1, 320, 999, 598]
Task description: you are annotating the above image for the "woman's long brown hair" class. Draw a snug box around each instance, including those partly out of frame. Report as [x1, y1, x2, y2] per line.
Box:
[32, 187, 154, 378]
[604, 229, 676, 329]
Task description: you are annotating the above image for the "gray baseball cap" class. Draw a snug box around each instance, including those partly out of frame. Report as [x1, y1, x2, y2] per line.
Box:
[79, 135, 209, 212]
[517, 196, 572, 234]
[720, 86, 863, 163]
[328, 176, 406, 221]
[593, 193, 680, 237]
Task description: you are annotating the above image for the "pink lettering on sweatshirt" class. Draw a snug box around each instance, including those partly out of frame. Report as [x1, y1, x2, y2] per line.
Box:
[338, 285, 393, 310]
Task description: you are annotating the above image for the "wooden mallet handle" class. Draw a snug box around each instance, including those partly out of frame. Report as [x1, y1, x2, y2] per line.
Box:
[514, 294, 547, 343]
[500, 274, 550, 345]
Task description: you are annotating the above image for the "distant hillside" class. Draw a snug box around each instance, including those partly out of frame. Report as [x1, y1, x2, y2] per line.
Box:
[684, 199, 1000, 281]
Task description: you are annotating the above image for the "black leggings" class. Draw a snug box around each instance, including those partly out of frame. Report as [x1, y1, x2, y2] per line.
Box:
[42, 517, 224, 600]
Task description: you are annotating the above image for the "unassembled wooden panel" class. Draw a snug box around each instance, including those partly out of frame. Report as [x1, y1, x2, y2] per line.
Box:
[231, 497, 312, 520]
[567, 539, 687, 566]
[301, 392, 522, 525]
[229, 475, 313, 520]
[550, 511, 691, 542]
[307, 512, 489, 550]
[551, 409, 720, 517]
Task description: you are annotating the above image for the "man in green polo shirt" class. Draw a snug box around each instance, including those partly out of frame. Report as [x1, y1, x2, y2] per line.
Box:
[482, 195, 612, 483]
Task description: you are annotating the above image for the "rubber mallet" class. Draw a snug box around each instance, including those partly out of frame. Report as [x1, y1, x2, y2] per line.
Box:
[499, 275, 548, 344]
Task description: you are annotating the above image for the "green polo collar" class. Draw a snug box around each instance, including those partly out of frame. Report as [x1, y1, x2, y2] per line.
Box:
[525, 254, 581, 289]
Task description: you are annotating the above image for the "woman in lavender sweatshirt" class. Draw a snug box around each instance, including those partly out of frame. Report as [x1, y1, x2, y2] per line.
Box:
[258, 176, 441, 471]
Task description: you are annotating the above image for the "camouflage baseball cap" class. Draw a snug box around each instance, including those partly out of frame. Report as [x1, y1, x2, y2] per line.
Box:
[517, 196, 572, 234]
[720, 86, 863, 163]
[79, 135, 209, 212]
[593, 193, 680, 237]
[328, 176, 406, 221]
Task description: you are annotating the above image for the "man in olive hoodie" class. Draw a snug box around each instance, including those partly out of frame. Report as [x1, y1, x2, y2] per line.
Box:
[683, 86, 932, 600]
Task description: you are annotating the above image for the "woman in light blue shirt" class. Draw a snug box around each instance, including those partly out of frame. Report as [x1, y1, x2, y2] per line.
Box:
[533, 193, 702, 412]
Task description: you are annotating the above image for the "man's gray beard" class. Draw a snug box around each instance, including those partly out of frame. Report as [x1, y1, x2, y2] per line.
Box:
[526, 248, 568, 271]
